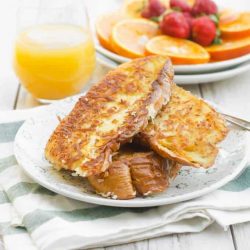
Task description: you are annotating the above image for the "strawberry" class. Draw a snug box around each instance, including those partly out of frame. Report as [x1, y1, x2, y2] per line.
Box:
[192, 16, 217, 46]
[160, 12, 190, 39]
[170, 0, 191, 13]
[183, 12, 193, 28]
[192, 0, 218, 16]
[141, 0, 166, 19]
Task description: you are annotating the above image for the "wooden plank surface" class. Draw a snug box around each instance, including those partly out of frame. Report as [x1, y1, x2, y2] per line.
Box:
[232, 222, 250, 250]
[0, 76, 19, 110]
[106, 241, 148, 250]
[147, 224, 234, 250]
[0, 0, 19, 110]
[103, 219, 235, 250]
[200, 73, 250, 119]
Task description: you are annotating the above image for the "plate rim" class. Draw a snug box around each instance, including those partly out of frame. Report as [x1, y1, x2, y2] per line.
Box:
[14, 143, 248, 207]
[96, 44, 250, 73]
[97, 54, 250, 85]
[13, 103, 249, 207]
[174, 61, 250, 85]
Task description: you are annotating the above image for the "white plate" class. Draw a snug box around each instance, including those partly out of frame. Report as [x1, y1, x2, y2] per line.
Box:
[175, 62, 250, 84]
[96, 45, 250, 74]
[89, 0, 250, 74]
[97, 54, 250, 85]
[14, 96, 248, 207]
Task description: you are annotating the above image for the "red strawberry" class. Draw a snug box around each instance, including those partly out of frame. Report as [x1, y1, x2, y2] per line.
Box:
[192, 16, 216, 46]
[141, 0, 166, 18]
[183, 12, 193, 28]
[160, 12, 190, 39]
[170, 0, 191, 13]
[192, 0, 218, 16]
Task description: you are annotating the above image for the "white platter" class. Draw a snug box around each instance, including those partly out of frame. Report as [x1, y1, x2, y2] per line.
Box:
[89, 0, 250, 74]
[14, 96, 248, 207]
[175, 62, 250, 84]
[96, 45, 250, 74]
[97, 53, 250, 85]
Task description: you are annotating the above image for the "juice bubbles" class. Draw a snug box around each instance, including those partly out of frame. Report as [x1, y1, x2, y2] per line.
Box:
[14, 24, 96, 100]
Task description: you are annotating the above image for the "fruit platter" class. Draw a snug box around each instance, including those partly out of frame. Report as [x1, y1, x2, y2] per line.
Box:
[95, 0, 250, 72]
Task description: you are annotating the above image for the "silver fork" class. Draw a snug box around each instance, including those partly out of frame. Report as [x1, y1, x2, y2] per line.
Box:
[205, 100, 250, 131]
[221, 112, 250, 131]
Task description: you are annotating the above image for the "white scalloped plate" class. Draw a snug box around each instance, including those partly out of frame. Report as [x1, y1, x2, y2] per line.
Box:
[97, 53, 250, 85]
[14, 96, 248, 207]
[96, 45, 250, 74]
[89, 0, 250, 74]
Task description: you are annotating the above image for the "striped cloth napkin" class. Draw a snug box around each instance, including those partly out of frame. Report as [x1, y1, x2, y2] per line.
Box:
[0, 109, 250, 250]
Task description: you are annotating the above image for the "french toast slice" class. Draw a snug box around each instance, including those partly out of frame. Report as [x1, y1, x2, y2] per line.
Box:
[45, 56, 173, 177]
[139, 84, 228, 168]
[88, 147, 169, 200]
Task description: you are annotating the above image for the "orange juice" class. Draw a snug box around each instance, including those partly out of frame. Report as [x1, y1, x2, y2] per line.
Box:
[14, 24, 96, 100]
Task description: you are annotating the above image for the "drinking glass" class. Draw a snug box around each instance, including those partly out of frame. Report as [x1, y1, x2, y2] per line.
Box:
[13, 0, 96, 102]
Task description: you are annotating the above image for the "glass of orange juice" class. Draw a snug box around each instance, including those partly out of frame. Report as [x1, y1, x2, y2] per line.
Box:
[14, 0, 96, 102]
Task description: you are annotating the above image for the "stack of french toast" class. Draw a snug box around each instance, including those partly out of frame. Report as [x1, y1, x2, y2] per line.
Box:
[45, 56, 228, 200]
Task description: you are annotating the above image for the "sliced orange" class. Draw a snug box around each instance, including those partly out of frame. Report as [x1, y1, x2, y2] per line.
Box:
[122, 0, 192, 18]
[219, 9, 239, 25]
[122, 0, 170, 18]
[145, 35, 210, 64]
[220, 12, 250, 39]
[122, 0, 146, 18]
[96, 12, 125, 51]
[205, 36, 250, 61]
[111, 19, 159, 58]
[186, 0, 195, 6]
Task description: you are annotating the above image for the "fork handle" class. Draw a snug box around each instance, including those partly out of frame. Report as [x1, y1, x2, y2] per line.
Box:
[222, 113, 250, 131]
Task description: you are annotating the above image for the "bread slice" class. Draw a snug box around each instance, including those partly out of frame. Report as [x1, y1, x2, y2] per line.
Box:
[139, 83, 228, 168]
[88, 147, 169, 200]
[45, 56, 173, 177]
[129, 151, 169, 197]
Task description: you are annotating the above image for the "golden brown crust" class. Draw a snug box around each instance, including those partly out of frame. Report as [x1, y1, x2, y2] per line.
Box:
[88, 159, 136, 200]
[143, 138, 218, 168]
[88, 149, 169, 199]
[129, 152, 169, 196]
[45, 56, 173, 177]
[138, 83, 229, 168]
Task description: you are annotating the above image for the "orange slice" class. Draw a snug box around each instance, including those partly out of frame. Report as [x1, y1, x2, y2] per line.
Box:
[96, 12, 125, 51]
[122, 0, 146, 18]
[220, 12, 250, 39]
[186, 0, 195, 6]
[205, 36, 250, 61]
[219, 9, 239, 25]
[145, 35, 210, 64]
[122, 0, 170, 18]
[111, 19, 159, 58]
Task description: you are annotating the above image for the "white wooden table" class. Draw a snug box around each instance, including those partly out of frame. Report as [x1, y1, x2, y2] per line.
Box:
[0, 0, 250, 249]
